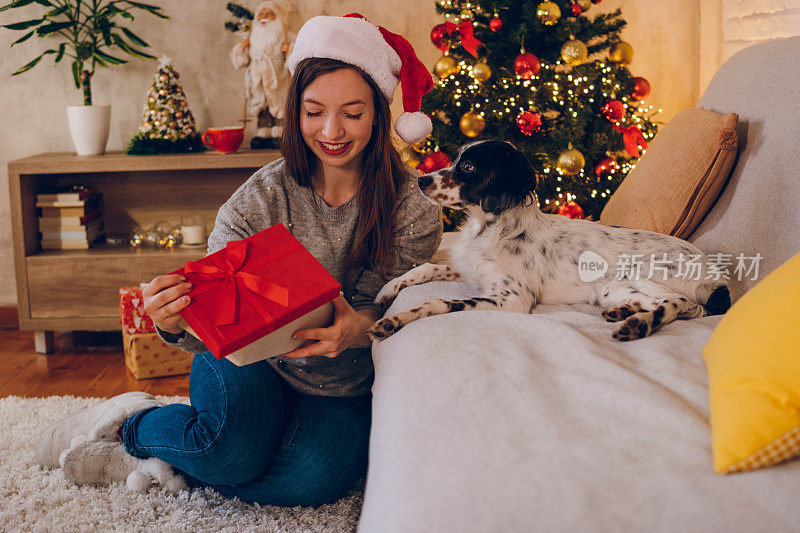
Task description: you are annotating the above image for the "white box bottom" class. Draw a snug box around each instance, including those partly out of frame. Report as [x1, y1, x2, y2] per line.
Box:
[179, 301, 334, 366]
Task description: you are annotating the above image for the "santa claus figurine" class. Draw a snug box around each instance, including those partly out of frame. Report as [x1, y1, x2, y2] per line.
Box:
[230, 1, 295, 150]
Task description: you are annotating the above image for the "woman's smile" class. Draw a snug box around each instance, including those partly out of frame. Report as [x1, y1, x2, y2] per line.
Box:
[318, 140, 352, 156]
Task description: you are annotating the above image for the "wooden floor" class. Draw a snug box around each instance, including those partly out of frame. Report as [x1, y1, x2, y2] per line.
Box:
[0, 330, 190, 398]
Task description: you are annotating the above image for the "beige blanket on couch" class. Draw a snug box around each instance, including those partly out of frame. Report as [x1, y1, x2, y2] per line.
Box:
[359, 281, 800, 533]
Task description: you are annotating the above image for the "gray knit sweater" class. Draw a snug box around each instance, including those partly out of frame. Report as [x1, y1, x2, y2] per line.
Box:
[157, 158, 442, 397]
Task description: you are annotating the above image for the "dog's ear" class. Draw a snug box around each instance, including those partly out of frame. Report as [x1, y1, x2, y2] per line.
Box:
[480, 143, 537, 215]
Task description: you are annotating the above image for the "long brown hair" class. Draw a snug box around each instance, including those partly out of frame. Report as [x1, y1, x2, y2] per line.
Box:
[281, 57, 405, 278]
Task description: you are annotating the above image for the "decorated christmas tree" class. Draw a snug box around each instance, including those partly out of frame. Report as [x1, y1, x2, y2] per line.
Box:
[127, 56, 205, 155]
[410, 0, 660, 229]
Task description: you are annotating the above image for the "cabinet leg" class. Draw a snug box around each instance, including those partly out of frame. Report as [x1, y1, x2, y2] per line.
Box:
[34, 330, 55, 354]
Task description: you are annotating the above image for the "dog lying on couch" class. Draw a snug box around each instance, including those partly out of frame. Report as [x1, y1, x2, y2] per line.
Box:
[367, 139, 730, 342]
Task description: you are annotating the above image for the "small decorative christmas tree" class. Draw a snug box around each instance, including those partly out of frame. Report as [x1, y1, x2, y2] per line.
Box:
[127, 55, 205, 155]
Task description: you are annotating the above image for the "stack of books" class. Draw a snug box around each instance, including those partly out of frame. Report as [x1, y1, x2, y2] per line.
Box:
[36, 186, 105, 250]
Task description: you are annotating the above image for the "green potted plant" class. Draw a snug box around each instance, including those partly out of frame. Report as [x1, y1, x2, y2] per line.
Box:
[2, 0, 168, 155]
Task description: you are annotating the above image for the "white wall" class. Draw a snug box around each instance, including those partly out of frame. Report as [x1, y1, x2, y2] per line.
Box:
[723, 0, 800, 58]
[1, 0, 796, 306]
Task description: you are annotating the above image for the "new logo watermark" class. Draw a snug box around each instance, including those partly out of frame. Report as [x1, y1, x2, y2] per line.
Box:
[578, 251, 609, 282]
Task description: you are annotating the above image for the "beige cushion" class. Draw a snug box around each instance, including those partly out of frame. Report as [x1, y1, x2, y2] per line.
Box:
[600, 108, 738, 239]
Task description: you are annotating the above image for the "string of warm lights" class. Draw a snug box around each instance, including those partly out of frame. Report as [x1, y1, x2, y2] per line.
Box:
[437, 57, 661, 134]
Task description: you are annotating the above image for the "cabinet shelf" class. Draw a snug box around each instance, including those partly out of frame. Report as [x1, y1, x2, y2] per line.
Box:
[8, 149, 280, 348]
[27, 242, 208, 261]
[10, 149, 275, 174]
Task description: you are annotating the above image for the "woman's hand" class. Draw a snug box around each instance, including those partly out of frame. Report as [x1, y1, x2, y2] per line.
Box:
[283, 294, 377, 358]
[142, 274, 193, 335]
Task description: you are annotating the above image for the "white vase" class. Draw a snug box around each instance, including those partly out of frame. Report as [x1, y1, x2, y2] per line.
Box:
[66, 104, 111, 156]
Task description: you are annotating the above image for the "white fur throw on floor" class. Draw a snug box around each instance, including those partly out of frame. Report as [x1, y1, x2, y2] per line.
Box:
[0, 395, 363, 532]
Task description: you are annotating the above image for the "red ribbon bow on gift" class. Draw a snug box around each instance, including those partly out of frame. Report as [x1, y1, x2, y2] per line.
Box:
[612, 124, 648, 157]
[184, 239, 289, 326]
[442, 20, 484, 57]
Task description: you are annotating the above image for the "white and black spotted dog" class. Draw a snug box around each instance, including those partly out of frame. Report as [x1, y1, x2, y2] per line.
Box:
[367, 139, 730, 342]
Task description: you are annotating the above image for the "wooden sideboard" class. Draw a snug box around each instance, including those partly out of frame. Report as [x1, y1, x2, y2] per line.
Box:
[8, 150, 280, 353]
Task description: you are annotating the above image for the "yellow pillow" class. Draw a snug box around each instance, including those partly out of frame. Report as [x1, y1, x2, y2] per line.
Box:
[703, 251, 800, 474]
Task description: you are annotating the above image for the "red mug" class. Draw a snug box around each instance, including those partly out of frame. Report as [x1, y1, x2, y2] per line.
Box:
[202, 127, 244, 154]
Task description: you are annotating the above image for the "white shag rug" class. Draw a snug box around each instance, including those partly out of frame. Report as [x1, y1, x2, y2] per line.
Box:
[0, 396, 363, 532]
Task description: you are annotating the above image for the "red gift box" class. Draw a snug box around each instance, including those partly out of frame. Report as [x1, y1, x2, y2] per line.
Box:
[171, 223, 341, 359]
[120, 286, 156, 334]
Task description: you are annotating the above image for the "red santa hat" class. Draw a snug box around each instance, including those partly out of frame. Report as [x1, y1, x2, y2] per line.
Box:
[286, 13, 434, 143]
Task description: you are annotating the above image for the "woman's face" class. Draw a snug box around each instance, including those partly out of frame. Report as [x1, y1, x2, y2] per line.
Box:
[299, 68, 376, 173]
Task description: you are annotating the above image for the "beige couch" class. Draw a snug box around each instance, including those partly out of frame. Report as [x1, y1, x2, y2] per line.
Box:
[358, 36, 800, 532]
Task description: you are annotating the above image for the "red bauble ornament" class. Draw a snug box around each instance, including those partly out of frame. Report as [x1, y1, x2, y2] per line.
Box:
[558, 201, 585, 219]
[430, 23, 448, 51]
[419, 151, 452, 173]
[514, 53, 541, 78]
[570, 3, 583, 16]
[602, 100, 625, 122]
[631, 76, 651, 100]
[490, 17, 503, 31]
[516, 110, 542, 136]
[594, 156, 620, 178]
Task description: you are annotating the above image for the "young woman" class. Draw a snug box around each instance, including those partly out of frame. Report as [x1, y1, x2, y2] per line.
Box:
[35, 14, 442, 507]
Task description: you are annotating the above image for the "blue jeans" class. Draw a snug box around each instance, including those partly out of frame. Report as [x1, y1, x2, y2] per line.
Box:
[121, 352, 371, 507]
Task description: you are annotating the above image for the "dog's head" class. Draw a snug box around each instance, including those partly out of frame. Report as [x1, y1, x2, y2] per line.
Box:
[418, 139, 538, 215]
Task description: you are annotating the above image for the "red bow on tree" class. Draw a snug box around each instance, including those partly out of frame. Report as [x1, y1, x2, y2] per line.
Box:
[184, 239, 289, 326]
[441, 20, 484, 57]
[612, 124, 648, 157]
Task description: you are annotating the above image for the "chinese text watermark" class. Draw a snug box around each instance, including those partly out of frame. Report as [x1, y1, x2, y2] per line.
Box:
[578, 252, 762, 283]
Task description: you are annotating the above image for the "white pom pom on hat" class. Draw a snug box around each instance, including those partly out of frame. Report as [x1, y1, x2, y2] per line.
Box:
[394, 112, 433, 144]
[287, 13, 434, 143]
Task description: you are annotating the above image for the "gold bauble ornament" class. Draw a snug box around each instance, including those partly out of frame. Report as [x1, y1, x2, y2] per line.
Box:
[561, 39, 588, 66]
[609, 41, 634, 65]
[459, 110, 486, 138]
[401, 146, 423, 168]
[435, 55, 459, 78]
[537, 1, 561, 25]
[471, 62, 492, 82]
[411, 137, 430, 153]
[577, 0, 591, 9]
[557, 147, 585, 175]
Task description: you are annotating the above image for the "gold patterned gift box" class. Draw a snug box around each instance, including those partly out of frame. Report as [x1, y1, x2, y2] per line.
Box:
[122, 330, 192, 379]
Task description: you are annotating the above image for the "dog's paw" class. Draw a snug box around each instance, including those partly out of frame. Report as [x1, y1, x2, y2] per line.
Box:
[612, 314, 651, 341]
[602, 302, 642, 322]
[374, 279, 410, 312]
[367, 316, 403, 341]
